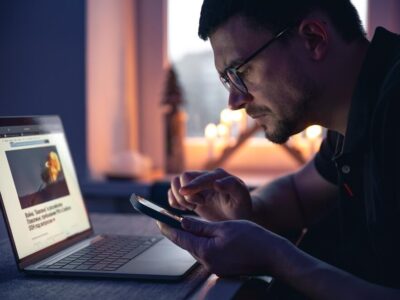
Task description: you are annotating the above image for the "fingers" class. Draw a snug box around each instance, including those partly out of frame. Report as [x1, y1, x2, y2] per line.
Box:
[168, 168, 241, 211]
[180, 168, 229, 195]
[181, 217, 217, 237]
[167, 189, 183, 210]
[214, 175, 248, 198]
[169, 177, 193, 210]
[168, 171, 206, 210]
[157, 221, 209, 257]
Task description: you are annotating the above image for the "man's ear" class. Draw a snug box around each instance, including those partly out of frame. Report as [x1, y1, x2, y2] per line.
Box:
[297, 19, 328, 61]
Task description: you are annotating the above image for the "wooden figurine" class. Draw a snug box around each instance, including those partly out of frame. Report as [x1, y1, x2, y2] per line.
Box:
[161, 66, 186, 174]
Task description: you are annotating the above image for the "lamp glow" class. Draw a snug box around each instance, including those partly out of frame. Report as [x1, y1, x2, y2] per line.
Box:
[220, 109, 232, 124]
[217, 123, 228, 137]
[230, 110, 243, 122]
[205, 123, 217, 160]
[205, 123, 218, 139]
[305, 125, 323, 140]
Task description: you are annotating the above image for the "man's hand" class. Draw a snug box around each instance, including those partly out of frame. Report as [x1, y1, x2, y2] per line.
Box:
[158, 217, 288, 277]
[168, 168, 252, 221]
[159, 218, 400, 299]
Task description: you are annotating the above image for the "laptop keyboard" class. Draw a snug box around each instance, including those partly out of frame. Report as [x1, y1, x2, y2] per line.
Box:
[41, 235, 163, 272]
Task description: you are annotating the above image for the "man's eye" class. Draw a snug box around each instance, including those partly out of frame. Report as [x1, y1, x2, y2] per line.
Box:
[237, 67, 250, 79]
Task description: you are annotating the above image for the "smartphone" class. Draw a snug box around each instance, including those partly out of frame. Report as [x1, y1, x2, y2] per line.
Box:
[130, 193, 183, 229]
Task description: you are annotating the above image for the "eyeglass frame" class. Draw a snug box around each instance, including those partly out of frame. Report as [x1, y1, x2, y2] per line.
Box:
[219, 26, 292, 94]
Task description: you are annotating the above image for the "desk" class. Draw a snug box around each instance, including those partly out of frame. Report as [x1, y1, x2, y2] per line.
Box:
[0, 213, 212, 300]
[0, 213, 274, 300]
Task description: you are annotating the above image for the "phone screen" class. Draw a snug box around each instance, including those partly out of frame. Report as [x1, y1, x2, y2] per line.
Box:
[136, 196, 183, 222]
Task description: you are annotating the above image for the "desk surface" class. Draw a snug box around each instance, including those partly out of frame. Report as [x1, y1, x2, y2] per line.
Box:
[0, 213, 211, 300]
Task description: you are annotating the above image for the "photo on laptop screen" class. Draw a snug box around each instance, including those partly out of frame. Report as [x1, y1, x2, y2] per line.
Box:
[6, 146, 70, 209]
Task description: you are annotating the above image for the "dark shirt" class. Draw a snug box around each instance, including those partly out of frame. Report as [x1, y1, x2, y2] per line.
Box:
[314, 27, 400, 288]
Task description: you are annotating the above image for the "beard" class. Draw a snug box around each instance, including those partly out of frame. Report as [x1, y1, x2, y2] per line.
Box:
[259, 84, 313, 144]
[262, 118, 296, 144]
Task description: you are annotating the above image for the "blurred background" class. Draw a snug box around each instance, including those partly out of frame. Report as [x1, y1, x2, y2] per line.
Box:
[0, 0, 399, 214]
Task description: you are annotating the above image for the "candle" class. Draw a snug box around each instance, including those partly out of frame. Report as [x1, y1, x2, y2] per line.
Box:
[220, 108, 233, 139]
[205, 123, 217, 160]
[239, 109, 248, 133]
[230, 110, 243, 123]
[220, 108, 232, 125]
[217, 123, 229, 145]
[230, 109, 243, 138]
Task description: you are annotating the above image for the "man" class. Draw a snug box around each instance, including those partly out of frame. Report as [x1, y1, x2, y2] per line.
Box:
[158, 0, 400, 298]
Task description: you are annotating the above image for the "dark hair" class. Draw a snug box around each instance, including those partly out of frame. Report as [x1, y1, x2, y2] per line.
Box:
[198, 0, 365, 42]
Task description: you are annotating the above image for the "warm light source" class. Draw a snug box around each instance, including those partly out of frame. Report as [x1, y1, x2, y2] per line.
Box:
[217, 123, 228, 138]
[220, 108, 232, 125]
[305, 125, 323, 140]
[205, 123, 218, 139]
[205, 123, 218, 160]
[230, 110, 243, 122]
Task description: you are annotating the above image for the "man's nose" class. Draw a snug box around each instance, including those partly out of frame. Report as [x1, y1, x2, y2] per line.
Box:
[228, 89, 253, 110]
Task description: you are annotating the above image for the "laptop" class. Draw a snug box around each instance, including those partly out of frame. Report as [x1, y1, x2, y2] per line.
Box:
[0, 115, 197, 280]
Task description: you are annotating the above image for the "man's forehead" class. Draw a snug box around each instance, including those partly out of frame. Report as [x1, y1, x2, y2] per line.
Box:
[209, 15, 273, 72]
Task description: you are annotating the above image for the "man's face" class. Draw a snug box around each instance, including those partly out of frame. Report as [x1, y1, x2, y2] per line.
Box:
[210, 15, 318, 144]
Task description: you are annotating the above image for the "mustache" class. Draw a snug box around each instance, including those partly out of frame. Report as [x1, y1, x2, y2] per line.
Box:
[245, 106, 272, 118]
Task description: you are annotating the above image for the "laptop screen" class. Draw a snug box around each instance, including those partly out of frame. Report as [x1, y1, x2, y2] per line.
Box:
[0, 116, 91, 260]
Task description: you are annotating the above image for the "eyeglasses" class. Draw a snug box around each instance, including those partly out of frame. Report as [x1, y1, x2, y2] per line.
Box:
[219, 27, 291, 94]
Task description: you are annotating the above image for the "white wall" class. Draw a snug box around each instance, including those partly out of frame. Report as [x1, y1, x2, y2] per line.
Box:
[86, 0, 140, 177]
[86, 0, 166, 178]
[368, 0, 400, 38]
[136, 0, 167, 170]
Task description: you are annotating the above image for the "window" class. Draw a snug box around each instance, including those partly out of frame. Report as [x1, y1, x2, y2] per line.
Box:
[352, 0, 368, 29]
[168, 0, 228, 137]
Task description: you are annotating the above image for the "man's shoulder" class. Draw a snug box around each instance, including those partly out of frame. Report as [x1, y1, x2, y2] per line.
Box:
[376, 55, 400, 116]
[370, 53, 400, 170]
[370, 27, 400, 99]
[381, 54, 400, 91]
[378, 27, 400, 95]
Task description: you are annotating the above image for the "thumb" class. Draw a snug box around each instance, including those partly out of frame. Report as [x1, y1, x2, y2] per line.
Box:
[182, 217, 216, 237]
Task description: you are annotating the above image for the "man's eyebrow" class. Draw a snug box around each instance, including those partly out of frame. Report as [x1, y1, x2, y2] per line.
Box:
[219, 58, 245, 74]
